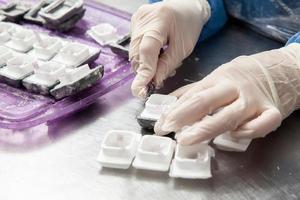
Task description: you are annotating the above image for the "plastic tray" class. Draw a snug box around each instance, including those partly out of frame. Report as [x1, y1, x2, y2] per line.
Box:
[0, 0, 133, 129]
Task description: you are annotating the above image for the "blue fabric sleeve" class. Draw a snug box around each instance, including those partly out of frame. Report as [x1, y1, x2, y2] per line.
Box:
[148, 0, 228, 42]
[286, 32, 300, 46]
[199, 0, 228, 41]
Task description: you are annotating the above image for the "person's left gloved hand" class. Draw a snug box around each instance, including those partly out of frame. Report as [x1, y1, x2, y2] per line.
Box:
[129, 0, 211, 98]
[155, 44, 300, 145]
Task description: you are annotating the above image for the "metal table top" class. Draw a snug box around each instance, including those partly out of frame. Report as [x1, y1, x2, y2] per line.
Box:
[0, 1, 299, 200]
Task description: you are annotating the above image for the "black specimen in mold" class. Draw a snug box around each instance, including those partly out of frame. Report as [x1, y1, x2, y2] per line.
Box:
[110, 34, 130, 57]
[50, 65, 104, 100]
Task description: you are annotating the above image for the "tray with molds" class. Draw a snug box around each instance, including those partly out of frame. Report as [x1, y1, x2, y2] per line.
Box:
[0, 0, 133, 130]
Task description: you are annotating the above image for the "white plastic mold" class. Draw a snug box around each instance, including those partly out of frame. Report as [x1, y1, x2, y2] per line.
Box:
[0, 22, 15, 44]
[0, 46, 13, 67]
[213, 132, 252, 152]
[0, 55, 36, 80]
[140, 94, 177, 121]
[87, 23, 118, 46]
[97, 130, 141, 169]
[5, 27, 36, 52]
[133, 135, 176, 172]
[23, 61, 66, 87]
[32, 34, 62, 61]
[169, 143, 215, 179]
[52, 42, 100, 67]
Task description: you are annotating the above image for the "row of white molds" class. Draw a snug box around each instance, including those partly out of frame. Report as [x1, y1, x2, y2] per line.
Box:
[0, 22, 100, 68]
[98, 130, 215, 179]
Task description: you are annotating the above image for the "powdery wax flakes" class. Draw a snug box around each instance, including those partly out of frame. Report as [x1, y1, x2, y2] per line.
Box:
[213, 132, 252, 152]
[133, 135, 176, 172]
[52, 42, 100, 68]
[137, 94, 177, 129]
[87, 23, 118, 46]
[5, 27, 36, 52]
[98, 130, 142, 169]
[169, 143, 215, 179]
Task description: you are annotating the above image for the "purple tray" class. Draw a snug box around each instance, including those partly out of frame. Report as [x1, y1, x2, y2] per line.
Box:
[0, 0, 134, 129]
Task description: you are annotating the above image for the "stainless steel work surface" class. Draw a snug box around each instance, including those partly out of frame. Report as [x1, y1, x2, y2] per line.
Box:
[0, 1, 300, 200]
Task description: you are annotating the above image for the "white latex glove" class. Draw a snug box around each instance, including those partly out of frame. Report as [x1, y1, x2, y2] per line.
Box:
[129, 0, 211, 98]
[154, 43, 300, 145]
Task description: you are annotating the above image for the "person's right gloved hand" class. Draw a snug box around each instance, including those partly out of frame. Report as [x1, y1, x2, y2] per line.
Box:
[154, 43, 300, 145]
[129, 0, 211, 98]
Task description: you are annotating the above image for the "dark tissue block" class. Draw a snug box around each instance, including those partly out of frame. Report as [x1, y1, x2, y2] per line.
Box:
[22, 80, 59, 96]
[50, 65, 104, 100]
[0, 74, 28, 88]
[110, 34, 130, 57]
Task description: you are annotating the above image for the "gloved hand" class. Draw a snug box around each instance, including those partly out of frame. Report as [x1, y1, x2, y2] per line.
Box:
[154, 43, 300, 145]
[129, 0, 211, 98]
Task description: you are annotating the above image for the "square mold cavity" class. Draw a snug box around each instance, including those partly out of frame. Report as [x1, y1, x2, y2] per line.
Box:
[97, 130, 141, 169]
[137, 94, 177, 129]
[133, 135, 176, 172]
[31, 33, 63, 61]
[169, 144, 215, 179]
[5, 27, 36, 52]
[22, 61, 66, 95]
[213, 132, 252, 152]
[39, 0, 84, 23]
[50, 64, 104, 99]
[52, 42, 100, 67]
[87, 23, 118, 46]
[0, 55, 36, 87]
